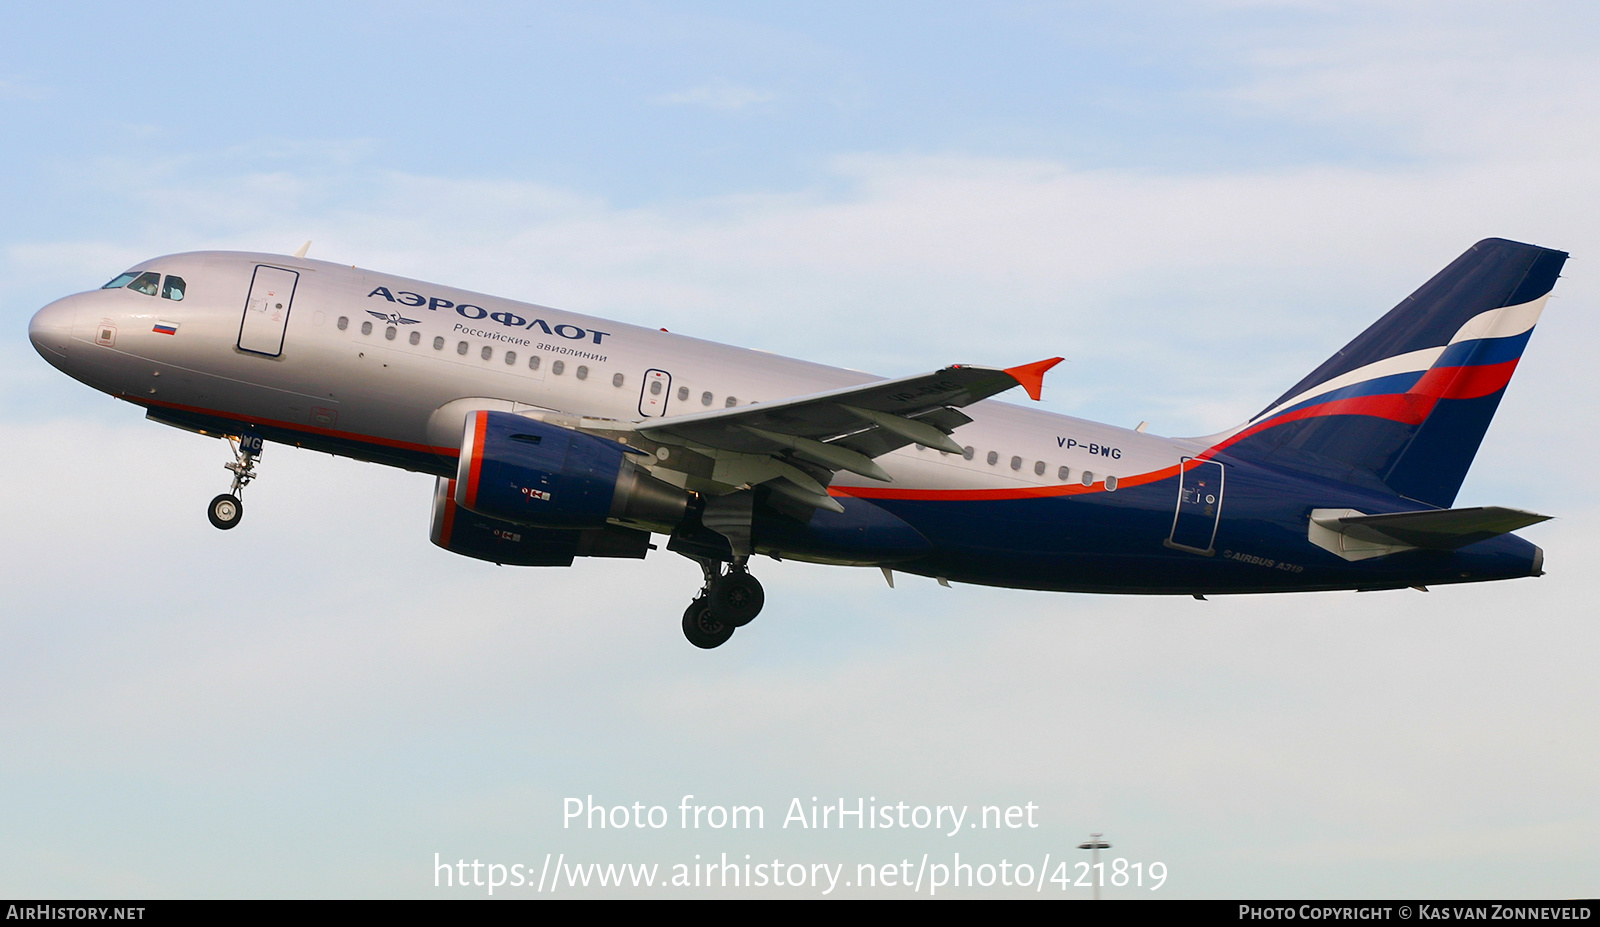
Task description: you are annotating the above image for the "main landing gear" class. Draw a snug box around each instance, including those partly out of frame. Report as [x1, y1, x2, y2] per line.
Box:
[681, 557, 765, 649]
[208, 434, 263, 530]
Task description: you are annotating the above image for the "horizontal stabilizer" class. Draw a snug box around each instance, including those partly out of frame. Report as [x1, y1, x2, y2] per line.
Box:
[1309, 505, 1549, 561]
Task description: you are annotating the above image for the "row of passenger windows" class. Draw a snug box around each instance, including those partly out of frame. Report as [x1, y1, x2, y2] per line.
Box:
[340, 315, 604, 378]
[913, 442, 1119, 491]
[334, 316, 1105, 486]
[103, 271, 185, 301]
[646, 379, 739, 408]
[336, 317, 1103, 485]
[336, 315, 744, 406]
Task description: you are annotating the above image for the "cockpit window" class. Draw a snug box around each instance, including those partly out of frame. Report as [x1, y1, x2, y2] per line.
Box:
[161, 276, 185, 301]
[102, 272, 138, 289]
[127, 272, 160, 296]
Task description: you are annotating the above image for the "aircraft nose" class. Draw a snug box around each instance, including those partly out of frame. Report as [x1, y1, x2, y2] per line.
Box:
[29, 295, 78, 362]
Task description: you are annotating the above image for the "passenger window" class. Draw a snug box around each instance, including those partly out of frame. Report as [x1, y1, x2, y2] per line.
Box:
[701, 391, 713, 406]
[102, 272, 138, 289]
[650, 380, 662, 395]
[161, 276, 185, 300]
[433, 336, 445, 350]
[725, 396, 737, 408]
[505, 351, 517, 365]
[986, 451, 998, 465]
[1010, 456, 1022, 471]
[337, 316, 349, 331]
[456, 341, 468, 355]
[1034, 460, 1045, 476]
[385, 326, 397, 341]
[481, 346, 493, 360]
[1058, 466, 1070, 481]
[613, 373, 624, 387]
[361, 321, 373, 335]
[1081, 471, 1094, 486]
[1105, 475, 1118, 492]
[577, 365, 588, 380]
[552, 360, 565, 375]
[963, 446, 974, 460]
[128, 272, 160, 296]
[409, 331, 420, 345]
[678, 386, 689, 401]
[529, 355, 541, 371]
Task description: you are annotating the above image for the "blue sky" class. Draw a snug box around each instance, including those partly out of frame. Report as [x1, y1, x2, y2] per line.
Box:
[2, 1, 1597, 898]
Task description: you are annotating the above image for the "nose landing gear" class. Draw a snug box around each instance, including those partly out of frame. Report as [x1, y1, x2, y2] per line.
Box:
[208, 434, 262, 530]
[680, 556, 765, 649]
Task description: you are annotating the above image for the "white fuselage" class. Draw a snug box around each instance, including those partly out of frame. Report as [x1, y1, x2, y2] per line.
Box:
[33, 251, 1195, 491]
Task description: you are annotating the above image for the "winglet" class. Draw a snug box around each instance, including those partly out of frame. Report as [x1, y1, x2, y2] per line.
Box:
[1003, 357, 1064, 401]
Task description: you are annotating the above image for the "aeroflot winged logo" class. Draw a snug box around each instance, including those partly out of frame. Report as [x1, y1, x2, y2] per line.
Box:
[366, 309, 420, 325]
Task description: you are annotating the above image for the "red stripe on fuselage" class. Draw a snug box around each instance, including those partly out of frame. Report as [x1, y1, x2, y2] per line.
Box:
[134, 358, 1518, 509]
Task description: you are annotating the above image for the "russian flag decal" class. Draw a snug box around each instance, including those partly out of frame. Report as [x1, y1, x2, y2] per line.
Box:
[153, 320, 179, 335]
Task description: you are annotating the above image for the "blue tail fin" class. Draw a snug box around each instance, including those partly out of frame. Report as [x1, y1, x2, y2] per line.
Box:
[1214, 238, 1567, 507]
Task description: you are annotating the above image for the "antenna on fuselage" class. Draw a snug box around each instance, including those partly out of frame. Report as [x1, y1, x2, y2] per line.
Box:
[293, 241, 312, 258]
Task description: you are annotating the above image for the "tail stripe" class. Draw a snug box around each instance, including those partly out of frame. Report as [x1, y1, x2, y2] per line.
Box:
[1248, 296, 1546, 428]
[1447, 296, 1546, 345]
[1213, 356, 1522, 456]
[1434, 329, 1533, 368]
[1270, 371, 1428, 419]
[1246, 328, 1532, 431]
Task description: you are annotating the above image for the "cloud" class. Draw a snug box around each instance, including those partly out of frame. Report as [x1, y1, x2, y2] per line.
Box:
[1219, 4, 1600, 160]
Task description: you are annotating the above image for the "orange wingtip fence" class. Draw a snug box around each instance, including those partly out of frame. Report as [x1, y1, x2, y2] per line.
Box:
[1003, 357, 1064, 401]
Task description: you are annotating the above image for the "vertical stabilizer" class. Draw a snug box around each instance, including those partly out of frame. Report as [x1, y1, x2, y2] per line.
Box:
[1214, 239, 1566, 506]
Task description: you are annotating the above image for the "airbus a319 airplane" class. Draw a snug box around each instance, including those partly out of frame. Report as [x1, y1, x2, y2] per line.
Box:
[28, 238, 1563, 648]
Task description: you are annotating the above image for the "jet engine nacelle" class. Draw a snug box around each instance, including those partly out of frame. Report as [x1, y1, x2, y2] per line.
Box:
[430, 477, 652, 566]
[454, 411, 688, 532]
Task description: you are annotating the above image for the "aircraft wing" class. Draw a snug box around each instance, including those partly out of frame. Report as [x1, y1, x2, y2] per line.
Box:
[634, 358, 1062, 512]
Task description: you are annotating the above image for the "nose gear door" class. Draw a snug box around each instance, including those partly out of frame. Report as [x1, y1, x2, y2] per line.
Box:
[237, 265, 299, 357]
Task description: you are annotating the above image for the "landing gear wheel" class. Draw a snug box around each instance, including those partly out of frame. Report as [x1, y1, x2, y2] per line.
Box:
[208, 494, 243, 530]
[682, 597, 735, 649]
[709, 571, 765, 628]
